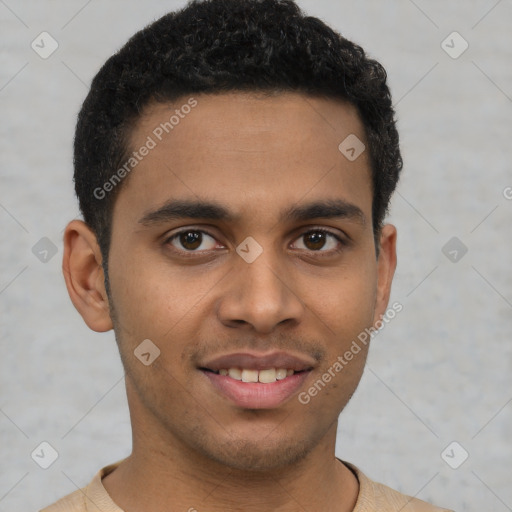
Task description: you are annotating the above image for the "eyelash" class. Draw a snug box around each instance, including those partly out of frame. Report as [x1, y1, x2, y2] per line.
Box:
[164, 227, 347, 258]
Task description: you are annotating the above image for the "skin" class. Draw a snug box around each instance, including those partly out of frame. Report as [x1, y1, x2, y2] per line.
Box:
[63, 92, 397, 512]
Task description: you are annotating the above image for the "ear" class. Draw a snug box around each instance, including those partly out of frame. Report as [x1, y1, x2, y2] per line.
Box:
[373, 223, 397, 324]
[62, 220, 113, 332]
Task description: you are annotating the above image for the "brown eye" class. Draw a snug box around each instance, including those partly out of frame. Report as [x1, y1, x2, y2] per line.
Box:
[179, 231, 202, 250]
[303, 231, 327, 250]
[292, 229, 344, 253]
[167, 230, 218, 252]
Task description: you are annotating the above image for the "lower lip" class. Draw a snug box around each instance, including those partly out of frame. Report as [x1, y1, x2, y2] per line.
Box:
[201, 370, 311, 409]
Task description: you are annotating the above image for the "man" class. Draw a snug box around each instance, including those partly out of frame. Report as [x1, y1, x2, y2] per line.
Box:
[42, 0, 452, 510]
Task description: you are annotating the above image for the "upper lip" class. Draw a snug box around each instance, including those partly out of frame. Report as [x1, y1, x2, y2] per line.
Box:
[199, 351, 317, 372]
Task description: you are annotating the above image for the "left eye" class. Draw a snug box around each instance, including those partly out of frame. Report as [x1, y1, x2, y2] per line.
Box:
[291, 229, 342, 252]
[166, 229, 343, 254]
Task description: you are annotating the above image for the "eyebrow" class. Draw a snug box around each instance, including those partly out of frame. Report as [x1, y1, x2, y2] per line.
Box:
[138, 198, 366, 227]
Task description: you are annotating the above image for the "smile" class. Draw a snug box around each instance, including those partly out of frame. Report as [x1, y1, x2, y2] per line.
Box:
[202, 371, 314, 411]
[206, 367, 296, 383]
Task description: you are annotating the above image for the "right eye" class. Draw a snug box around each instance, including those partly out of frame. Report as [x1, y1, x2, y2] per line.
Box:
[165, 229, 222, 254]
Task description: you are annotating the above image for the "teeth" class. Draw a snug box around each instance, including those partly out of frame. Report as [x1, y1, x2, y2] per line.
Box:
[258, 368, 276, 383]
[228, 368, 242, 380]
[219, 368, 295, 383]
[241, 369, 259, 383]
[276, 369, 287, 380]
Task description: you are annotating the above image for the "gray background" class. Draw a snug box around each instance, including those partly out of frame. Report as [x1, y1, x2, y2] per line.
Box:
[1, 1, 511, 511]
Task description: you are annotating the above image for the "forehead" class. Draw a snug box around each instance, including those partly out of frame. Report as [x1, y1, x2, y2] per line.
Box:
[114, 92, 372, 228]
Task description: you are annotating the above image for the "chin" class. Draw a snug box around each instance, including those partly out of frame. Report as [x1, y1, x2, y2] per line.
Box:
[200, 435, 314, 473]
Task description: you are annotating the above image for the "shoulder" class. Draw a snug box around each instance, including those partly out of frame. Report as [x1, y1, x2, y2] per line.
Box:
[344, 462, 453, 512]
[40, 488, 86, 512]
[39, 460, 124, 512]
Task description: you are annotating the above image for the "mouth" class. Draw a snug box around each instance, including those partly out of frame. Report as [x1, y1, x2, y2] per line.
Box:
[200, 367, 308, 383]
[198, 351, 315, 409]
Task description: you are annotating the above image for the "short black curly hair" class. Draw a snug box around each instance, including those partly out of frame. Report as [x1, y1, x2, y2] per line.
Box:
[74, 0, 402, 264]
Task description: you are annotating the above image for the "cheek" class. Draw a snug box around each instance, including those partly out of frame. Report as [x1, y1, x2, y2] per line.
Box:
[107, 249, 222, 351]
[306, 260, 378, 337]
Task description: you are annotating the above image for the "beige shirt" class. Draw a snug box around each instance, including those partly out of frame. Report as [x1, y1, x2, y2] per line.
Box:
[40, 460, 452, 511]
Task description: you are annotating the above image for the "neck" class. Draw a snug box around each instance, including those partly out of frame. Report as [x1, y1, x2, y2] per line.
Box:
[104, 434, 358, 512]
[103, 387, 359, 512]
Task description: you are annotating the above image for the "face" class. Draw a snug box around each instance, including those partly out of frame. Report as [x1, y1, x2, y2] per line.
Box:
[66, 92, 396, 472]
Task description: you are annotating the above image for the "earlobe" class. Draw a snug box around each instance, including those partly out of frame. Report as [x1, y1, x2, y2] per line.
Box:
[373, 224, 397, 324]
[62, 220, 113, 332]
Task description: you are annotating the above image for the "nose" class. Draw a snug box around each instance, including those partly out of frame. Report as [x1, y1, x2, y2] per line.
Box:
[216, 251, 305, 334]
